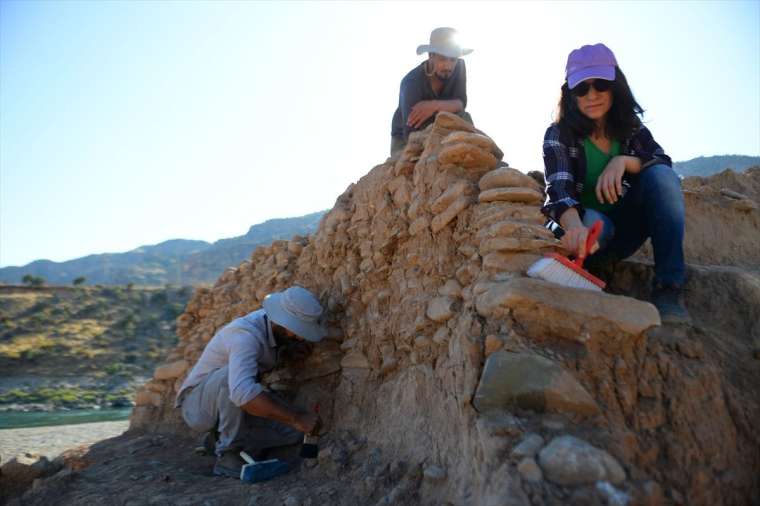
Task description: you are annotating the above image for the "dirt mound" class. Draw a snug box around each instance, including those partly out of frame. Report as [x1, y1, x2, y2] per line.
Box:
[20, 115, 760, 505]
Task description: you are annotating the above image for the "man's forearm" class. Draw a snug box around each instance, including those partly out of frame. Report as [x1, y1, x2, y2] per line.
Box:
[434, 99, 464, 113]
[241, 391, 300, 429]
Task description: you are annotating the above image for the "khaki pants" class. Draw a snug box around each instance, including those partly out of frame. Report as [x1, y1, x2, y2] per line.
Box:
[180, 366, 302, 456]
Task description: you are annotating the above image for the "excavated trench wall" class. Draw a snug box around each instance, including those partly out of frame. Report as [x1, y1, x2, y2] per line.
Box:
[132, 113, 760, 505]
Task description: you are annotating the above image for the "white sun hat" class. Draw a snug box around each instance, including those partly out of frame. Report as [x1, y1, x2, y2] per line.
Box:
[262, 286, 327, 343]
[416, 27, 473, 59]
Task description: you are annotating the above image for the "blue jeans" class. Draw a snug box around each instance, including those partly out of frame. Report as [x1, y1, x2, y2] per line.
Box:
[582, 164, 685, 286]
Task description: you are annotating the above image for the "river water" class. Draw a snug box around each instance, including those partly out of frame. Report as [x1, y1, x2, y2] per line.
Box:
[0, 407, 132, 430]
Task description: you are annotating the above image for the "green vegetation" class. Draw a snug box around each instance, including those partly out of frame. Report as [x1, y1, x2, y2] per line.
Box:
[73, 276, 86, 285]
[0, 285, 194, 409]
[21, 274, 46, 286]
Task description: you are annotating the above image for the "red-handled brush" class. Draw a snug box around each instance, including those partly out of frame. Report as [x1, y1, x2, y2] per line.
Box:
[527, 220, 606, 291]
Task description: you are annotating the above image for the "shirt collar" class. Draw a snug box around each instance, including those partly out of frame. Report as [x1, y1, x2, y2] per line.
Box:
[264, 314, 277, 348]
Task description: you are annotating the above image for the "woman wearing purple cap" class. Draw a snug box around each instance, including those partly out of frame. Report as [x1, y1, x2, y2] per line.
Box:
[541, 43, 689, 323]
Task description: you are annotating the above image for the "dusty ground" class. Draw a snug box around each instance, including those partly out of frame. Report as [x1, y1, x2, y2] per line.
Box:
[10, 428, 425, 506]
[0, 420, 129, 463]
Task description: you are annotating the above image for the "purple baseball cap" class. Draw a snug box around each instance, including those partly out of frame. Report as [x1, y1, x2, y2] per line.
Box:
[565, 43, 617, 89]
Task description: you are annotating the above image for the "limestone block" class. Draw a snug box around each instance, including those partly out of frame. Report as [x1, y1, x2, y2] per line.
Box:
[427, 296, 456, 322]
[433, 111, 476, 132]
[479, 187, 543, 204]
[433, 326, 450, 344]
[431, 196, 473, 233]
[442, 131, 503, 160]
[482, 252, 542, 273]
[438, 279, 463, 298]
[517, 458, 543, 482]
[287, 241, 303, 255]
[341, 351, 370, 369]
[439, 143, 499, 171]
[484, 334, 504, 356]
[475, 204, 546, 228]
[455, 263, 480, 286]
[409, 216, 429, 236]
[135, 389, 163, 408]
[480, 237, 556, 255]
[472, 351, 600, 417]
[154, 360, 189, 381]
[475, 278, 661, 344]
[476, 220, 555, 242]
[511, 433, 545, 460]
[538, 435, 626, 485]
[430, 180, 476, 214]
[479, 167, 542, 192]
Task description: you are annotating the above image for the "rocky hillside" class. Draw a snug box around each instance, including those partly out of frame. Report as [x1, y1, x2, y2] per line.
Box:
[0, 211, 325, 287]
[16, 113, 760, 505]
[0, 285, 192, 412]
[672, 155, 759, 177]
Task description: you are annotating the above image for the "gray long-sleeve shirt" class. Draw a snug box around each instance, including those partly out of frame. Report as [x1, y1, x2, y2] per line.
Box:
[175, 309, 277, 407]
[391, 59, 467, 141]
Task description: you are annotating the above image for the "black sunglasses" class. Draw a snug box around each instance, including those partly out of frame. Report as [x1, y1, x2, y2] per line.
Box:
[571, 79, 613, 97]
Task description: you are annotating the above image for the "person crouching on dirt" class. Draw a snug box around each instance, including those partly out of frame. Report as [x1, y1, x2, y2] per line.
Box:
[541, 43, 690, 324]
[175, 286, 325, 477]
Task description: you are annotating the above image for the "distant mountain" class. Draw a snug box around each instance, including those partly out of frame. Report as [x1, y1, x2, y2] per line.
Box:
[673, 155, 760, 177]
[0, 211, 326, 286]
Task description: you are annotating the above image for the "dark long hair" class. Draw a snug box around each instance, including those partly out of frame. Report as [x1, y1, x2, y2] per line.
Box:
[556, 66, 644, 141]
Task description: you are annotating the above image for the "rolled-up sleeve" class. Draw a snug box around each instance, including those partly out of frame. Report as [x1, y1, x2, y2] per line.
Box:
[629, 125, 672, 169]
[541, 125, 580, 222]
[225, 330, 265, 407]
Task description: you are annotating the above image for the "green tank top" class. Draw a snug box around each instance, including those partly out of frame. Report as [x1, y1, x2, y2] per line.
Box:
[581, 137, 620, 213]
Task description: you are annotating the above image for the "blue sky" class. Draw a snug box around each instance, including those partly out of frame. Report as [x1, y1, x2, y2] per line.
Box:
[1, 0, 758, 268]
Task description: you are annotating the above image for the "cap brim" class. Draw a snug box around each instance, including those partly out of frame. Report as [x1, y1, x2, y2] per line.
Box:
[416, 44, 473, 58]
[567, 65, 615, 89]
[263, 293, 327, 343]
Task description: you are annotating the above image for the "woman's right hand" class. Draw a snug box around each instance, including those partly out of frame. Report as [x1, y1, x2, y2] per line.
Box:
[561, 225, 599, 259]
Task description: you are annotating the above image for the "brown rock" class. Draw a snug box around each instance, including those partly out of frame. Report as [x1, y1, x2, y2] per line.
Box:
[427, 296, 456, 322]
[341, 351, 370, 369]
[479, 237, 556, 255]
[475, 277, 660, 344]
[484, 334, 504, 356]
[439, 143, 499, 171]
[430, 181, 477, 214]
[409, 216, 429, 236]
[479, 167, 542, 192]
[153, 360, 189, 381]
[431, 196, 473, 233]
[482, 252, 542, 273]
[538, 435, 626, 485]
[479, 187, 543, 204]
[442, 131, 503, 160]
[472, 351, 600, 417]
[432, 111, 476, 132]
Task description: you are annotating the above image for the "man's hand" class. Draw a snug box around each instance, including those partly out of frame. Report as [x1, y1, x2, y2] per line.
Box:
[407, 100, 439, 128]
[596, 156, 627, 204]
[294, 412, 322, 435]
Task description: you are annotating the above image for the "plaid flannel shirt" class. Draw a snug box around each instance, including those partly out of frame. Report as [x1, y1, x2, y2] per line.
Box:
[541, 123, 672, 224]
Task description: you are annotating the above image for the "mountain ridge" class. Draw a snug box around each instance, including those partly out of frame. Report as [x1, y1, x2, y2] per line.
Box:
[0, 211, 326, 286]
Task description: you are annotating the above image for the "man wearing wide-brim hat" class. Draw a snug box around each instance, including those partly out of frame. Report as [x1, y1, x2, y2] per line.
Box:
[175, 285, 326, 478]
[390, 27, 474, 156]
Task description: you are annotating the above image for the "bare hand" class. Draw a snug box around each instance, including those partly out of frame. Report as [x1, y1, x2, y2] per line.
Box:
[561, 225, 599, 259]
[294, 412, 322, 435]
[407, 100, 439, 128]
[596, 156, 626, 204]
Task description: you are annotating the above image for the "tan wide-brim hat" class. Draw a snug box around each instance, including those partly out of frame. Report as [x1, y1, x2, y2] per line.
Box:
[416, 27, 473, 59]
[263, 286, 327, 343]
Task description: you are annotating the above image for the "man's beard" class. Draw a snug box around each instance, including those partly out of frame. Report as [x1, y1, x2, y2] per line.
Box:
[435, 71, 452, 82]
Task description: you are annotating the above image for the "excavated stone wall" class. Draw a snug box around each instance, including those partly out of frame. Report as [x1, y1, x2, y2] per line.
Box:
[131, 113, 760, 505]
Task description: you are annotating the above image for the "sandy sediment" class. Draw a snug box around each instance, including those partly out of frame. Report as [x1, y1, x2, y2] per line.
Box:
[0, 420, 129, 462]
